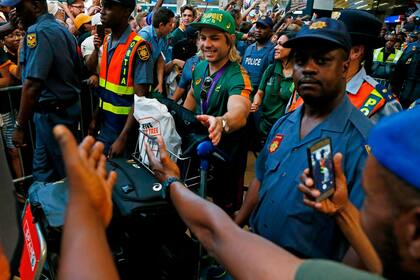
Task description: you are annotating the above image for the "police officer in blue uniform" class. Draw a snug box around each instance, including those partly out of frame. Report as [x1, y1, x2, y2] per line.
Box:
[242, 16, 275, 95]
[235, 18, 373, 260]
[391, 40, 420, 108]
[5, 0, 81, 182]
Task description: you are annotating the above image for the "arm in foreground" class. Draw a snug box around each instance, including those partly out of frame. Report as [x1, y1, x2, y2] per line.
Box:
[298, 153, 383, 274]
[145, 136, 302, 280]
[53, 125, 119, 280]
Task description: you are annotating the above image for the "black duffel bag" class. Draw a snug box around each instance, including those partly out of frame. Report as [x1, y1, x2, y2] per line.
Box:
[107, 157, 171, 219]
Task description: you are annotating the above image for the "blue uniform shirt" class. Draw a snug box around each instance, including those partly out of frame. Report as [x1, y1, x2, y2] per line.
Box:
[178, 55, 201, 90]
[250, 95, 372, 260]
[107, 25, 154, 85]
[242, 40, 275, 92]
[139, 25, 170, 64]
[20, 13, 81, 105]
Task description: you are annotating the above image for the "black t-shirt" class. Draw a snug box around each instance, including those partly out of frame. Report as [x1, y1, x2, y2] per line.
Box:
[172, 38, 197, 62]
[0, 48, 21, 113]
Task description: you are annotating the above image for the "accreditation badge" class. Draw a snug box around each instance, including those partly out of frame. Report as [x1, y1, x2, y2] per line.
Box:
[26, 33, 37, 48]
[137, 44, 150, 61]
[269, 134, 284, 153]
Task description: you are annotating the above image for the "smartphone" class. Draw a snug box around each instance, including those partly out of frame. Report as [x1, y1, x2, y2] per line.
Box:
[96, 24, 105, 40]
[307, 137, 335, 202]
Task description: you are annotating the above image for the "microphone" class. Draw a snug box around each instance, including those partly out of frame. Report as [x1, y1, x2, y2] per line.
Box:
[196, 140, 229, 162]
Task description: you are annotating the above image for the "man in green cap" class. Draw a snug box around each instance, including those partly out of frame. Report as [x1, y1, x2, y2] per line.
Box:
[184, 9, 252, 216]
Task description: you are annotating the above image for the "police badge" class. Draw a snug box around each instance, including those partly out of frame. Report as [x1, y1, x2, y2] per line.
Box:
[26, 33, 37, 48]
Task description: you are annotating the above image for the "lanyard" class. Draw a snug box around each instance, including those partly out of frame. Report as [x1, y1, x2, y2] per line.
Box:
[201, 62, 229, 114]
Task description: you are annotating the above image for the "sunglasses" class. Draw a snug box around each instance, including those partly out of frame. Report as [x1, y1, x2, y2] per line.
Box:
[200, 76, 213, 101]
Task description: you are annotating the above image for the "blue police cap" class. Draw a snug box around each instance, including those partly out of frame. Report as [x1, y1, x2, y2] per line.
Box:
[368, 108, 420, 189]
[337, 9, 383, 48]
[0, 0, 21, 7]
[283, 18, 352, 52]
[256, 15, 274, 30]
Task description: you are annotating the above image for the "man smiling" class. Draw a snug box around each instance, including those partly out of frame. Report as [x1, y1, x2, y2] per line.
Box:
[184, 9, 252, 216]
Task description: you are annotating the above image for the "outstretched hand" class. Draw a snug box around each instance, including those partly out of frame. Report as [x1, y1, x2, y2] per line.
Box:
[298, 153, 349, 215]
[196, 115, 223, 145]
[145, 136, 180, 183]
[53, 125, 117, 226]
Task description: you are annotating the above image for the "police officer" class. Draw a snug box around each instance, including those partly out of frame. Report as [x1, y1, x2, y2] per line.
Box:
[241, 15, 275, 95]
[372, 39, 403, 85]
[288, 10, 402, 123]
[94, 0, 154, 156]
[251, 31, 296, 140]
[235, 18, 372, 260]
[184, 9, 252, 215]
[4, 0, 81, 182]
[391, 38, 420, 108]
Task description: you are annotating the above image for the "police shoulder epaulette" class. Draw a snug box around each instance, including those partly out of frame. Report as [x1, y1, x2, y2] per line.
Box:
[374, 82, 395, 102]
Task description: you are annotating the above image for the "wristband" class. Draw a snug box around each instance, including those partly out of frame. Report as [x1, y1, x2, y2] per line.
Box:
[161, 177, 183, 200]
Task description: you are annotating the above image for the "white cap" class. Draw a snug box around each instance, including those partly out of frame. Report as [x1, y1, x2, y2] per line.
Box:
[91, 13, 102, 26]
[48, 2, 59, 15]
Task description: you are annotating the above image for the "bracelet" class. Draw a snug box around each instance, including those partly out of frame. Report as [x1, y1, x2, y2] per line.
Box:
[161, 177, 183, 200]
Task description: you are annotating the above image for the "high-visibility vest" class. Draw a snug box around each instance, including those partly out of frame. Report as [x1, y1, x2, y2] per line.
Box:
[373, 47, 403, 64]
[98, 31, 147, 131]
[288, 82, 393, 118]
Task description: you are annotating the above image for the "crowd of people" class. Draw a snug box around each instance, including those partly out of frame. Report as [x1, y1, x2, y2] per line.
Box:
[0, 0, 419, 279]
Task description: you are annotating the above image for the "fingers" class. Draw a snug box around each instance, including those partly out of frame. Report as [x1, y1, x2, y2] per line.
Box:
[196, 115, 210, 127]
[79, 135, 96, 159]
[88, 141, 104, 169]
[333, 153, 344, 182]
[53, 125, 79, 168]
[155, 136, 171, 163]
[333, 152, 348, 196]
[298, 182, 320, 196]
[144, 141, 159, 170]
[303, 198, 323, 210]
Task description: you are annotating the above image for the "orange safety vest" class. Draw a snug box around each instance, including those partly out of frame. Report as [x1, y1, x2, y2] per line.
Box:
[288, 82, 389, 118]
[99, 32, 146, 116]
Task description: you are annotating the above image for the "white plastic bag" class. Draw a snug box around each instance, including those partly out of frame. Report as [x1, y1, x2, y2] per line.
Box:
[134, 96, 182, 163]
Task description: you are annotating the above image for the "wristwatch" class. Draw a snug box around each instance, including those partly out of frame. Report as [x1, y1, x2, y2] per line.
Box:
[14, 120, 24, 129]
[161, 177, 184, 200]
[221, 117, 229, 133]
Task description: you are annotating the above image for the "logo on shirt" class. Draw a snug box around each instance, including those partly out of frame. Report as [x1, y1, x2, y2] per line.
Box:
[26, 33, 37, 48]
[137, 44, 150, 61]
[195, 78, 202, 85]
[244, 57, 262, 66]
[269, 134, 284, 153]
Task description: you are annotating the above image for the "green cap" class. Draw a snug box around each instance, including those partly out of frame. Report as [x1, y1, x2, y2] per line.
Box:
[190, 9, 235, 35]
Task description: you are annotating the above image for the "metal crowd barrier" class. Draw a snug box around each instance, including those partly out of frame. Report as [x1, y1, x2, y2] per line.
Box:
[0, 81, 97, 185]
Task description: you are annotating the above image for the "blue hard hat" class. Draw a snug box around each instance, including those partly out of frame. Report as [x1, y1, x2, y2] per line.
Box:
[368, 108, 420, 189]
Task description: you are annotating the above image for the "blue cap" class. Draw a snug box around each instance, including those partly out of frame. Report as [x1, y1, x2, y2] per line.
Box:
[256, 15, 274, 29]
[368, 108, 420, 189]
[283, 18, 352, 51]
[0, 0, 22, 7]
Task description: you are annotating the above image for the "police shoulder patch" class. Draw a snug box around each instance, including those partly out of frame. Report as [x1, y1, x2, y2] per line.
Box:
[26, 33, 37, 48]
[268, 134, 284, 153]
[137, 42, 151, 61]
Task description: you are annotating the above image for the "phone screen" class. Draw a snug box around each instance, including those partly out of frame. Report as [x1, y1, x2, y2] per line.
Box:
[307, 137, 335, 202]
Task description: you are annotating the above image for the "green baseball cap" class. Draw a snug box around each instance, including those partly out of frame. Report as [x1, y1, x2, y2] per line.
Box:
[190, 9, 235, 35]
